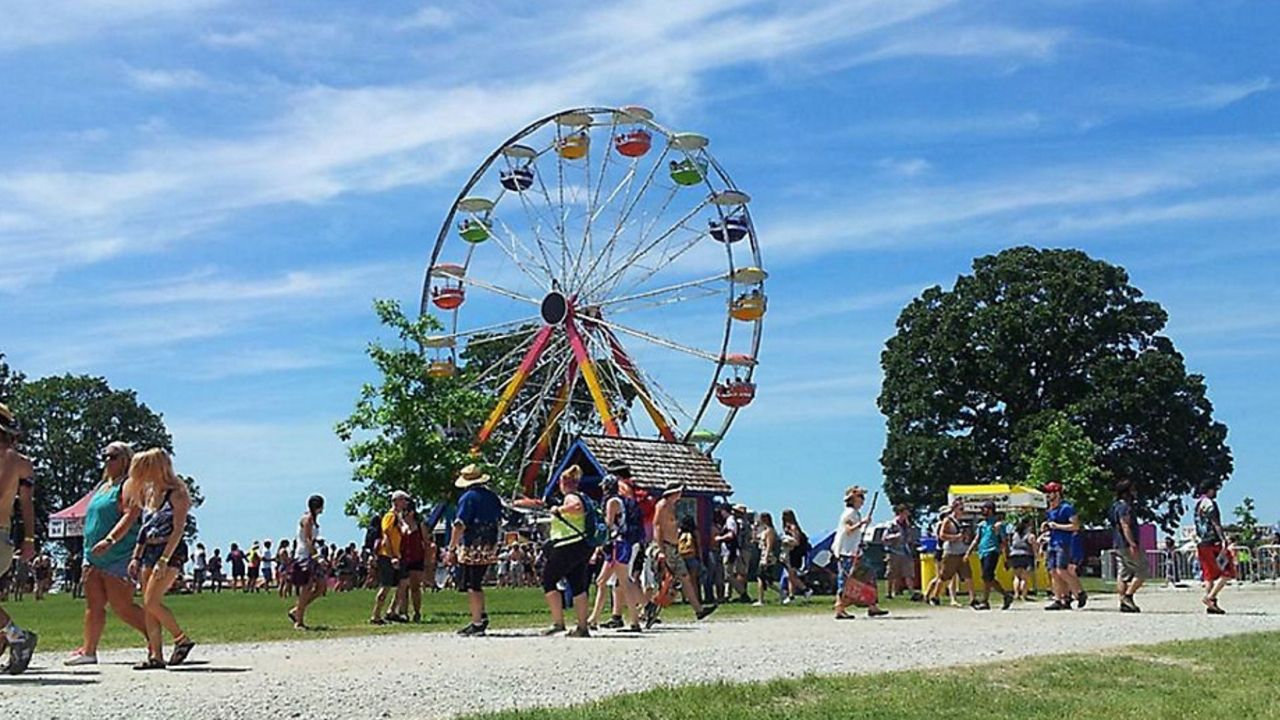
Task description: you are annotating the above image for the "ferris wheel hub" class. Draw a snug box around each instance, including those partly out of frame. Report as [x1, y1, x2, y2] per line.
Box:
[540, 291, 569, 325]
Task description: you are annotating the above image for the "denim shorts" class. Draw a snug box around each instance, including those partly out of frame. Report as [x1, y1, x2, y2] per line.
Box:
[1046, 544, 1072, 571]
[87, 556, 132, 580]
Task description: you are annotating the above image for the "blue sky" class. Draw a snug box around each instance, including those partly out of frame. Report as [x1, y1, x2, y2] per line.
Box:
[3, 1, 1278, 551]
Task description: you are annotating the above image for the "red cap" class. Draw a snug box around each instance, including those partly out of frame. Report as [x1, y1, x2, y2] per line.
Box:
[1042, 482, 1062, 494]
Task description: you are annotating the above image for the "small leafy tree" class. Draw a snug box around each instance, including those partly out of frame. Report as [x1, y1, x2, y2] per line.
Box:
[336, 300, 494, 522]
[1025, 415, 1106, 524]
[1233, 496, 1260, 546]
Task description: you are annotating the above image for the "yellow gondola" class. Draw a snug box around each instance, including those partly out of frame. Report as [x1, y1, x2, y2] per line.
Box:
[730, 291, 767, 321]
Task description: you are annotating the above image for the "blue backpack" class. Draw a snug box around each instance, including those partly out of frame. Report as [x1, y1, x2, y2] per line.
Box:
[572, 494, 609, 548]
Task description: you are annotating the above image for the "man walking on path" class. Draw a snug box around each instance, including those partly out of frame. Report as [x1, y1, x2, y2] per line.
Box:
[651, 482, 717, 626]
[370, 490, 409, 624]
[924, 499, 976, 608]
[1109, 480, 1146, 613]
[833, 485, 888, 619]
[1042, 482, 1085, 611]
[968, 500, 1014, 611]
[1195, 481, 1233, 615]
[883, 504, 919, 601]
[0, 403, 38, 674]
[450, 464, 502, 636]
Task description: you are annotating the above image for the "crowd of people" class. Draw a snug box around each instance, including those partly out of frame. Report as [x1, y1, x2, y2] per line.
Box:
[0, 398, 1265, 675]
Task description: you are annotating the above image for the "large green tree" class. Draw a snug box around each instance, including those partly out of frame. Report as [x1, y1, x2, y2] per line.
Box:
[879, 247, 1231, 528]
[336, 300, 494, 521]
[6, 372, 204, 541]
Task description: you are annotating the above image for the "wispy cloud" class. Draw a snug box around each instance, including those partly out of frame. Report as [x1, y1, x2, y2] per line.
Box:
[4, 0, 1058, 292]
[112, 264, 400, 306]
[126, 67, 211, 91]
[765, 138, 1280, 263]
[0, 0, 224, 52]
[1160, 76, 1273, 111]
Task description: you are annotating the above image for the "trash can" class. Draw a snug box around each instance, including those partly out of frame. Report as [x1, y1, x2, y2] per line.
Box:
[918, 538, 939, 594]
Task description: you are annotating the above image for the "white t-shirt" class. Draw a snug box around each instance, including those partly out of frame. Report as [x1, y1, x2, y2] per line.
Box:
[261, 549, 274, 571]
[833, 507, 863, 557]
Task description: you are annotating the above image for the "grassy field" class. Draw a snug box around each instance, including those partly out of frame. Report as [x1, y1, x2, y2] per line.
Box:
[9, 576, 1118, 654]
[464, 630, 1280, 720]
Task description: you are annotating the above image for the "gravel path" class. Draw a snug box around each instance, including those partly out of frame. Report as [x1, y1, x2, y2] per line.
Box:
[3, 586, 1278, 719]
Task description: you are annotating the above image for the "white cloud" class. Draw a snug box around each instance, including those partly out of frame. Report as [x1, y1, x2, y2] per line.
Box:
[3, 0, 992, 291]
[852, 24, 1066, 65]
[0, 0, 224, 51]
[111, 264, 402, 306]
[876, 157, 933, 178]
[126, 67, 210, 91]
[764, 138, 1280, 263]
[1164, 76, 1273, 111]
[396, 6, 453, 31]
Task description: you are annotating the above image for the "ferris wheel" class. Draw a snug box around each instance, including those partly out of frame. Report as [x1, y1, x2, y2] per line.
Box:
[419, 105, 767, 492]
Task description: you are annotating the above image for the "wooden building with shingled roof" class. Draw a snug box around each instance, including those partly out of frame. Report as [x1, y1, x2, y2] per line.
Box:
[544, 435, 735, 550]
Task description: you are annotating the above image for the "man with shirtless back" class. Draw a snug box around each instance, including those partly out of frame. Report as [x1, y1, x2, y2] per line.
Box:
[652, 482, 717, 626]
[0, 403, 39, 674]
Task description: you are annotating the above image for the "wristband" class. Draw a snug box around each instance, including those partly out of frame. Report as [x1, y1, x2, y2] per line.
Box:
[23, 537, 35, 544]
[159, 555, 171, 565]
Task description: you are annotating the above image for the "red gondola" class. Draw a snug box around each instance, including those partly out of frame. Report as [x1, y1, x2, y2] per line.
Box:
[715, 379, 756, 408]
[614, 129, 652, 158]
[432, 286, 465, 310]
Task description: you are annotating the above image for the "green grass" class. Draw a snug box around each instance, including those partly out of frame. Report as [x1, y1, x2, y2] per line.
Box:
[8, 575, 1119, 654]
[6, 584, 846, 653]
[463, 630, 1280, 720]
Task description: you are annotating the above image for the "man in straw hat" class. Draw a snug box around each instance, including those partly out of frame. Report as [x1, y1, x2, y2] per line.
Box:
[832, 485, 888, 619]
[0, 402, 39, 673]
[650, 481, 717, 626]
[449, 464, 502, 636]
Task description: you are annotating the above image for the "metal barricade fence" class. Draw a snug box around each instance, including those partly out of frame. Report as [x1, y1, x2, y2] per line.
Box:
[1104, 546, 1280, 584]
[1102, 549, 1195, 583]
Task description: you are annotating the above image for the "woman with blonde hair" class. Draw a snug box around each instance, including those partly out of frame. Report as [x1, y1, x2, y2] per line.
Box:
[125, 448, 196, 669]
[64, 442, 148, 665]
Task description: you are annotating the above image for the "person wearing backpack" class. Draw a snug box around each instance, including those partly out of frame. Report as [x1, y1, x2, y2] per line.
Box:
[652, 482, 718, 625]
[515, 464, 597, 637]
[586, 475, 644, 633]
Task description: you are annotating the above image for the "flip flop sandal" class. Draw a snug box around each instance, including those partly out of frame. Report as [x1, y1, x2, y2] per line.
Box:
[133, 657, 167, 671]
[169, 638, 196, 666]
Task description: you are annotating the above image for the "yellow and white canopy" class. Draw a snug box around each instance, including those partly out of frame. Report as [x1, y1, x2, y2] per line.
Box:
[947, 483, 1047, 513]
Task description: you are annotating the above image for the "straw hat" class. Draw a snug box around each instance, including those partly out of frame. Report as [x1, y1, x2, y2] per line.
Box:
[454, 464, 491, 489]
[844, 485, 867, 502]
[605, 458, 632, 477]
[662, 481, 685, 498]
[0, 403, 21, 437]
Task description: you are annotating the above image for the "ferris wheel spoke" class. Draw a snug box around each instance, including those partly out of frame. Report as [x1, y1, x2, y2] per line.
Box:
[488, 216, 556, 289]
[587, 326, 679, 440]
[609, 226, 716, 301]
[464, 329, 541, 392]
[461, 275, 541, 306]
[502, 165, 564, 284]
[586, 195, 711, 300]
[606, 288, 725, 317]
[589, 316, 723, 364]
[436, 315, 542, 342]
[578, 145, 672, 296]
[595, 273, 728, 309]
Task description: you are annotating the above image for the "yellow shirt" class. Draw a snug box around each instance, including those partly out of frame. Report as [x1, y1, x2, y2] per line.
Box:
[379, 510, 402, 558]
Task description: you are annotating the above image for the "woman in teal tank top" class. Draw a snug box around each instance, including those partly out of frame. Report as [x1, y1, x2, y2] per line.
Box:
[64, 442, 148, 666]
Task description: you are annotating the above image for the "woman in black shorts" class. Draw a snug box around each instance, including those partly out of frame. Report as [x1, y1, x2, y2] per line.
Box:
[125, 449, 196, 670]
[516, 465, 593, 638]
[1008, 518, 1038, 601]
